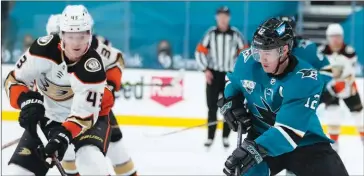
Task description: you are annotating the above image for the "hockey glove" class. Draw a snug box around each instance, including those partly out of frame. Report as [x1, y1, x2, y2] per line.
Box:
[218, 96, 251, 132]
[223, 139, 268, 176]
[17, 91, 45, 137]
[44, 125, 72, 168]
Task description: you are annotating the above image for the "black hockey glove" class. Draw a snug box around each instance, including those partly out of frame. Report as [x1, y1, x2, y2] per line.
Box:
[223, 139, 268, 176]
[44, 125, 72, 167]
[217, 96, 251, 132]
[17, 91, 45, 137]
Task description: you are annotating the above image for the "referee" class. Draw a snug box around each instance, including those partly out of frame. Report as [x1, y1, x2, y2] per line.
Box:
[195, 6, 245, 148]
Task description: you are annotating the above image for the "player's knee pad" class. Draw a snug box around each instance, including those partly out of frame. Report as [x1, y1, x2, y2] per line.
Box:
[75, 145, 110, 175]
[107, 140, 130, 164]
[7, 164, 35, 175]
[111, 126, 123, 142]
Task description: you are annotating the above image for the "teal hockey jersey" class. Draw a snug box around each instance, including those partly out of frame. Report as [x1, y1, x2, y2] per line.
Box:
[293, 38, 331, 83]
[225, 49, 333, 157]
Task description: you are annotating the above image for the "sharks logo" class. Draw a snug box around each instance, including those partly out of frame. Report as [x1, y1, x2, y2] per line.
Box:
[254, 97, 279, 126]
[297, 69, 318, 80]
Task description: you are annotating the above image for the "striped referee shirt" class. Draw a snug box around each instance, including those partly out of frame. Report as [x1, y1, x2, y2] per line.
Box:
[195, 26, 245, 72]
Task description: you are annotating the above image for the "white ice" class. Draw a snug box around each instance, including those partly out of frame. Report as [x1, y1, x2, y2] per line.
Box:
[1, 122, 363, 175]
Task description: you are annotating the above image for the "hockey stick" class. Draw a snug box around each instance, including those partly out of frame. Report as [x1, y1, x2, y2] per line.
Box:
[143, 120, 223, 138]
[235, 122, 243, 176]
[1, 138, 21, 150]
[36, 124, 67, 176]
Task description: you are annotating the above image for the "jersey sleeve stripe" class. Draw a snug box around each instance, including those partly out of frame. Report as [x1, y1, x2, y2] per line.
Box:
[274, 122, 305, 137]
[62, 121, 83, 139]
[65, 114, 94, 138]
[196, 43, 209, 54]
[4, 71, 30, 109]
[275, 126, 298, 148]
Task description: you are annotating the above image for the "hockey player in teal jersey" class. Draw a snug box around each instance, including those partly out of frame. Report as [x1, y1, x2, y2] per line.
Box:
[278, 16, 331, 82]
[278, 16, 333, 176]
[220, 18, 348, 176]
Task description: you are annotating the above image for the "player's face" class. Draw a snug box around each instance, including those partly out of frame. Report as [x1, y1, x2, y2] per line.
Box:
[328, 35, 343, 47]
[252, 47, 281, 73]
[216, 13, 230, 29]
[62, 31, 90, 59]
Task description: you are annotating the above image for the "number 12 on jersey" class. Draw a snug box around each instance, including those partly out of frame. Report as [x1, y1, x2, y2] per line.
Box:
[305, 94, 320, 110]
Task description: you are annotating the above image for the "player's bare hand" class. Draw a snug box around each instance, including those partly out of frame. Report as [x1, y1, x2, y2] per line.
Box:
[205, 69, 214, 85]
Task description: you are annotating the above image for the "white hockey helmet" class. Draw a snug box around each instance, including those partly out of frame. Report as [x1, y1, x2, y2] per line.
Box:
[59, 5, 94, 54]
[326, 23, 344, 37]
[59, 5, 93, 33]
[46, 14, 61, 35]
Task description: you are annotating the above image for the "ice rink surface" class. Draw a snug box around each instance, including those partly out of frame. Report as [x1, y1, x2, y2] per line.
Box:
[1, 122, 363, 175]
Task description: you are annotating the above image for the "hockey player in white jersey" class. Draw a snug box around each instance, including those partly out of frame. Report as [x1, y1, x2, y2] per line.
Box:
[46, 12, 137, 176]
[319, 23, 364, 151]
[4, 5, 115, 175]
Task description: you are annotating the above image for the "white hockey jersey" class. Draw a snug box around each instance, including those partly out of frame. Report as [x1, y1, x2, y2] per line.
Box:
[318, 44, 358, 98]
[91, 35, 124, 92]
[4, 34, 114, 138]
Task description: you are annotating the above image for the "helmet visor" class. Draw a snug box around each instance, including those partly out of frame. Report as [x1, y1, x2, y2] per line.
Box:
[62, 31, 90, 45]
[251, 46, 282, 63]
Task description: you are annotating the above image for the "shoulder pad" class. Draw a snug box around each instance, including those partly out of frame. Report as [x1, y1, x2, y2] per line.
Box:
[37, 35, 54, 46]
[343, 45, 356, 58]
[70, 49, 106, 84]
[28, 34, 62, 64]
[345, 45, 355, 54]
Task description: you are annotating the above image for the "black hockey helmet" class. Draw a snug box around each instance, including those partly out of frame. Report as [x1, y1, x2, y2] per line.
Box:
[251, 17, 294, 51]
[277, 16, 296, 29]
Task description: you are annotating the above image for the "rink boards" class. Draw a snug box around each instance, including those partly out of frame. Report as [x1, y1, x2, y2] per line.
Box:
[1, 66, 364, 135]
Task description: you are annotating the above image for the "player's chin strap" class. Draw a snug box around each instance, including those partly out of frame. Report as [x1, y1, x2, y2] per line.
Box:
[272, 47, 289, 75]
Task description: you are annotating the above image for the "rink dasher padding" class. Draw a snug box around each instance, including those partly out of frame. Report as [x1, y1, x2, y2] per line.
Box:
[1, 111, 360, 136]
[1, 67, 363, 136]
